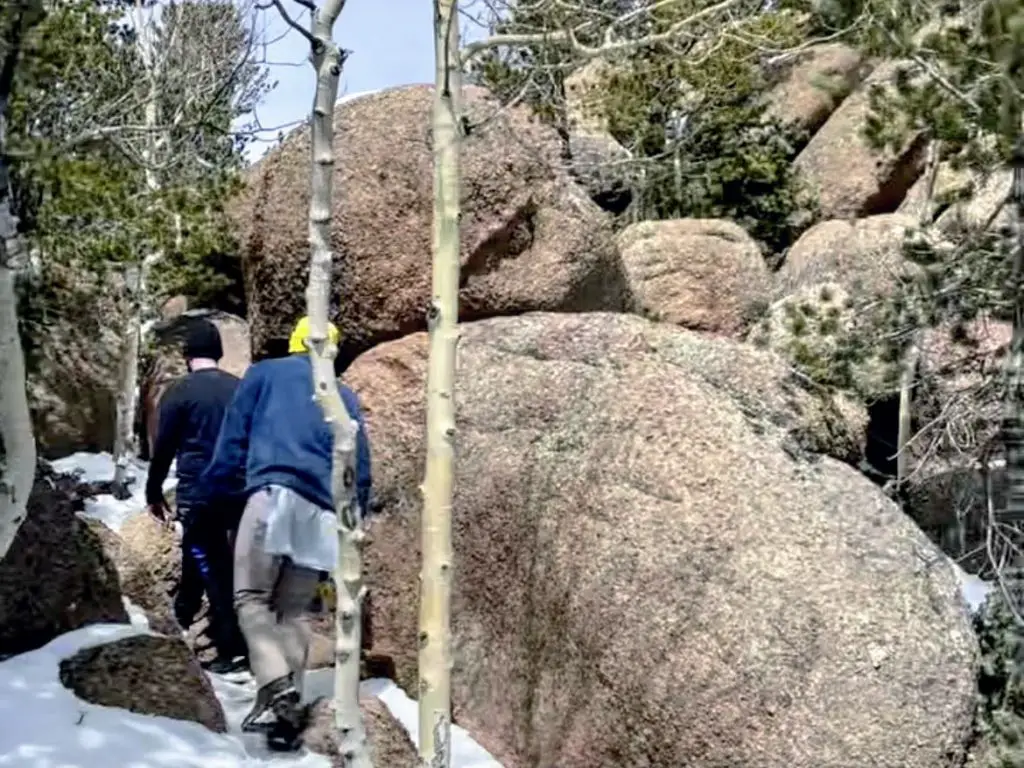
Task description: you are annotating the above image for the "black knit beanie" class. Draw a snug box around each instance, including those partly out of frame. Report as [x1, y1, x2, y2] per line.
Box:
[182, 318, 223, 362]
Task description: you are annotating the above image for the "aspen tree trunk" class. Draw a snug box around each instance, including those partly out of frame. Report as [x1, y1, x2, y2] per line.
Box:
[0, 2, 41, 560]
[0, 250, 33, 561]
[894, 142, 940, 491]
[301, 3, 370, 766]
[113, 3, 163, 496]
[112, 264, 143, 498]
[895, 340, 919, 488]
[419, 1, 461, 765]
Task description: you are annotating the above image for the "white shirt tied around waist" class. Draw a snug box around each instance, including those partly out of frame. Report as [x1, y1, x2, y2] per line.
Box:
[261, 484, 337, 572]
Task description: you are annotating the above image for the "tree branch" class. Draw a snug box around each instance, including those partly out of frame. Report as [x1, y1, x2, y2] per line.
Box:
[879, 26, 982, 114]
[321, 0, 348, 28]
[460, 0, 741, 63]
[0, 1, 43, 118]
[257, 0, 317, 47]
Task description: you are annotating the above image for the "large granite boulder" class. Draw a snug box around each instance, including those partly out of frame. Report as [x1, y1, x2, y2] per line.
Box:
[793, 62, 929, 219]
[0, 466, 127, 658]
[233, 85, 630, 367]
[346, 311, 976, 768]
[617, 218, 771, 336]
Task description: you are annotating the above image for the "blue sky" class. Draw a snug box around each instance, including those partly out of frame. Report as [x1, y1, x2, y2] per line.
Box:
[245, 1, 488, 161]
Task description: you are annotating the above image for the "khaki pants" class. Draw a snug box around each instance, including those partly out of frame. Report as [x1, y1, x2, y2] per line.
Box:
[234, 488, 322, 691]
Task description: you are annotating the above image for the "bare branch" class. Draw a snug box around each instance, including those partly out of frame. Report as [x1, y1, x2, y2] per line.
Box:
[257, 0, 317, 47]
[460, 0, 742, 63]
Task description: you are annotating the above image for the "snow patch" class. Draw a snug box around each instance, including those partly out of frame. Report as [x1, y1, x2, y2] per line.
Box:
[303, 671, 503, 768]
[123, 598, 152, 631]
[0, 621, 290, 768]
[49, 451, 176, 534]
[205, 670, 503, 766]
[49, 451, 132, 484]
[950, 559, 993, 614]
[335, 89, 382, 106]
[0, 620, 501, 768]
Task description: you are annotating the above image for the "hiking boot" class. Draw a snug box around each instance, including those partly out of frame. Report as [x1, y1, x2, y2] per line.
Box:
[265, 702, 312, 753]
[202, 655, 249, 675]
[265, 719, 304, 752]
[270, 684, 302, 729]
[240, 675, 295, 733]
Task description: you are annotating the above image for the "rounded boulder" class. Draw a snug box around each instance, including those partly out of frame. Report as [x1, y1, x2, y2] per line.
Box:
[232, 85, 630, 367]
[347, 312, 976, 768]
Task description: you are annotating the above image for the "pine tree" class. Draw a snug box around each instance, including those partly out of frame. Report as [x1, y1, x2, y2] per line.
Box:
[7, 0, 268, 472]
[471, 0, 818, 252]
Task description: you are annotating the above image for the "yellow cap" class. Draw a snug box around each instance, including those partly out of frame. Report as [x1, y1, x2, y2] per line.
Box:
[288, 316, 340, 354]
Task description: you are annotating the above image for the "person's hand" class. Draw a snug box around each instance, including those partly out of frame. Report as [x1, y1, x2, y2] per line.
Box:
[147, 501, 173, 528]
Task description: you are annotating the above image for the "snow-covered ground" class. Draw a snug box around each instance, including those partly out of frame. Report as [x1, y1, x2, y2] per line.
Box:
[0, 452, 502, 768]
[0, 602, 502, 768]
[50, 452, 179, 534]
[302, 672, 502, 768]
[0, 611, 301, 768]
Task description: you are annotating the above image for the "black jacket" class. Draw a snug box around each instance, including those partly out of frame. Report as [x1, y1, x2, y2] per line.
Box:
[146, 368, 240, 510]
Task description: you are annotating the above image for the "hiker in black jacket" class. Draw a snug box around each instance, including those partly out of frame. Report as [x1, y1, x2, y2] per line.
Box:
[145, 318, 247, 674]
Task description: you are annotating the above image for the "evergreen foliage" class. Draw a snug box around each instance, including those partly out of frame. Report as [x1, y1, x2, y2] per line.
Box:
[749, 0, 1023, 407]
[7, 0, 266, 372]
[471, 0, 818, 253]
[976, 587, 1024, 767]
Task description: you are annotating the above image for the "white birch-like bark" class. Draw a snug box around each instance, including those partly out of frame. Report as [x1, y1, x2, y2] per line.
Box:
[112, 1, 165, 495]
[295, 1, 371, 765]
[418, 1, 461, 765]
[111, 262, 143, 498]
[895, 337, 919, 488]
[0, 2, 41, 560]
[894, 142, 940, 490]
[0, 211, 35, 561]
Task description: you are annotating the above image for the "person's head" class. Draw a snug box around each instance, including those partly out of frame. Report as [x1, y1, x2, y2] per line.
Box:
[182, 318, 223, 371]
[288, 315, 340, 355]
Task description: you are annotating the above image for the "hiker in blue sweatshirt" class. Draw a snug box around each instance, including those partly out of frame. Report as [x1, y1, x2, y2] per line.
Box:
[200, 315, 371, 751]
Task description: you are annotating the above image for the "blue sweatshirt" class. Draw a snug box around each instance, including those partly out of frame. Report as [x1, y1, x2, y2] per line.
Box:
[200, 353, 372, 513]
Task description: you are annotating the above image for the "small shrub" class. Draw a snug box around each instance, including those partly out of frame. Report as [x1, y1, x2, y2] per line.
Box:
[975, 586, 1024, 767]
